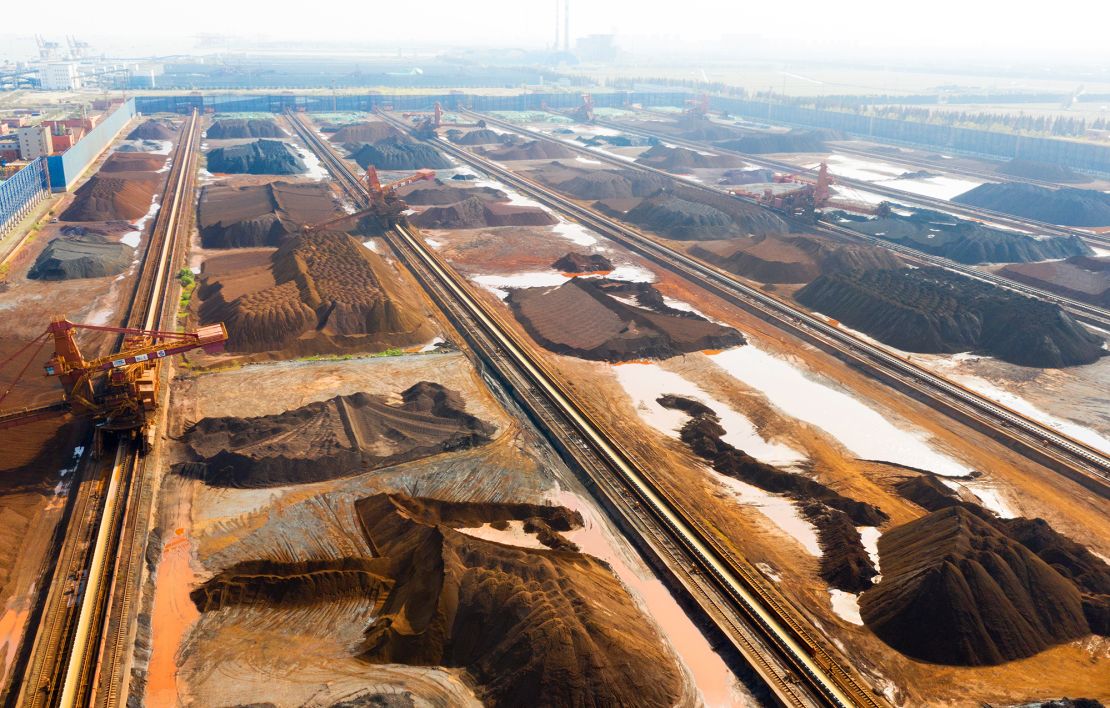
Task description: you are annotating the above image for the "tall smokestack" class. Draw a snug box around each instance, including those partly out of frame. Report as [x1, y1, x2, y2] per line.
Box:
[563, 0, 570, 53]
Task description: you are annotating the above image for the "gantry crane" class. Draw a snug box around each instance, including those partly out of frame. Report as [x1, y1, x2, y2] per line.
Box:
[0, 317, 228, 453]
[305, 167, 435, 231]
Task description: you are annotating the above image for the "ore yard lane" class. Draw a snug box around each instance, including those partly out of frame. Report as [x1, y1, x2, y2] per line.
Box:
[394, 110, 1110, 492]
[465, 109, 1110, 332]
[286, 109, 881, 708]
[13, 109, 201, 708]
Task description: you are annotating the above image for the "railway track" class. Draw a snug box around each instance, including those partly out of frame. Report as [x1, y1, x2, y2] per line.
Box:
[287, 109, 882, 708]
[13, 109, 200, 708]
[387, 110, 1110, 490]
[468, 109, 1110, 331]
[596, 113, 1110, 252]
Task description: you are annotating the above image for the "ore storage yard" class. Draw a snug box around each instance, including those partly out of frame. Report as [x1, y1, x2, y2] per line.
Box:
[0, 6, 1109, 708]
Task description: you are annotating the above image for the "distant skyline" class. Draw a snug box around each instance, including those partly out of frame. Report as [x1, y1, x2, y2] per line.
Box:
[1, 0, 1106, 65]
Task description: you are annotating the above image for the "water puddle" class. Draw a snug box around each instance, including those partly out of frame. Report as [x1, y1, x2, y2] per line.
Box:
[457, 520, 548, 549]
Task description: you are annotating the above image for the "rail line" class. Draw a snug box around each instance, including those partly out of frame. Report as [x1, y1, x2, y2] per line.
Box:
[597, 114, 1110, 252]
[468, 109, 1110, 330]
[13, 108, 200, 708]
[286, 109, 879, 708]
[389, 110, 1110, 489]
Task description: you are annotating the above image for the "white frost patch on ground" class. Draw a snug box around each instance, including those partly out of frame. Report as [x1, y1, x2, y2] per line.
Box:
[876, 174, 982, 201]
[941, 478, 1018, 518]
[457, 521, 548, 550]
[612, 361, 806, 467]
[148, 140, 173, 155]
[709, 345, 972, 476]
[828, 589, 865, 626]
[119, 231, 141, 248]
[361, 240, 379, 253]
[859, 526, 882, 581]
[472, 271, 569, 299]
[718, 475, 822, 555]
[575, 155, 603, 165]
[603, 263, 656, 283]
[131, 195, 161, 233]
[551, 221, 598, 246]
[291, 142, 328, 180]
[555, 489, 754, 707]
[424, 237, 443, 249]
[419, 337, 444, 353]
[822, 154, 982, 200]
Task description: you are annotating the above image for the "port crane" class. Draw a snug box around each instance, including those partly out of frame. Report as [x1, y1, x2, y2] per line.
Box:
[304, 167, 436, 231]
[0, 317, 228, 453]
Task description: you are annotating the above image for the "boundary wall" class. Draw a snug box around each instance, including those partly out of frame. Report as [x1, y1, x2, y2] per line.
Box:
[46, 98, 136, 191]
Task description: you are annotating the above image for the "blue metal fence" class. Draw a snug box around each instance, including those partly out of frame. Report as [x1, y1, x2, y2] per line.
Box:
[46, 98, 136, 191]
[0, 158, 50, 237]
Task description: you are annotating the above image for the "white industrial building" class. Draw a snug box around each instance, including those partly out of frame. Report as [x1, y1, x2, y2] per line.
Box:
[38, 62, 81, 90]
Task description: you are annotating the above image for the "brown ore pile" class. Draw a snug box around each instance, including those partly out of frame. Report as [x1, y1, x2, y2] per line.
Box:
[551, 252, 614, 273]
[394, 179, 506, 205]
[659, 395, 886, 591]
[181, 384, 494, 487]
[1001, 256, 1110, 307]
[126, 119, 177, 141]
[506, 277, 746, 362]
[412, 196, 557, 229]
[859, 507, 1095, 666]
[60, 172, 160, 222]
[691, 234, 904, 284]
[100, 152, 168, 173]
[480, 139, 577, 161]
[190, 493, 683, 706]
[197, 181, 339, 248]
[635, 144, 744, 172]
[197, 231, 434, 354]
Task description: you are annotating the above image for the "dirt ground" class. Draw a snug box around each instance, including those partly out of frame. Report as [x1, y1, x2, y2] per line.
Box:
[415, 137, 1110, 705]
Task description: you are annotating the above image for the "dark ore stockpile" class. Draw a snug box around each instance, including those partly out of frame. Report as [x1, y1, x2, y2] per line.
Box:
[691, 234, 903, 284]
[552, 252, 614, 273]
[327, 122, 402, 144]
[659, 395, 886, 592]
[718, 167, 777, 185]
[995, 159, 1083, 183]
[635, 144, 743, 172]
[60, 173, 160, 222]
[353, 493, 685, 707]
[1002, 256, 1110, 307]
[197, 230, 434, 354]
[205, 139, 307, 175]
[447, 128, 503, 145]
[181, 384, 495, 487]
[27, 234, 133, 280]
[505, 277, 745, 362]
[829, 209, 1092, 264]
[532, 163, 669, 200]
[623, 186, 788, 240]
[412, 196, 556, 229]
[714, 129, 833, 154]
[197, 181, 339, 248]
[895, 475, 1110, 636]
[125, 119, 177, 141]
[480, 138, 577, 161]
[860, 507, 1095, 666]
[795, 266, 1104, 367]
[953, 183, 1110, 227]
[394, 179, 506, 205]
[346, 137, 451, 171]
[205, 118, 285, 139]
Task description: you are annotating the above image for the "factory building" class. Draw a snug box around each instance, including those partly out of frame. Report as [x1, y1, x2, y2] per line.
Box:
[38, 62, 81, 90]
[16, 125, 53, 160]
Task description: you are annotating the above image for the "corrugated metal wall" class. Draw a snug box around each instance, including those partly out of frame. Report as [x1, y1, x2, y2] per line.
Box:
[0, 158, 51, 238]
[46, 98, 136, 191]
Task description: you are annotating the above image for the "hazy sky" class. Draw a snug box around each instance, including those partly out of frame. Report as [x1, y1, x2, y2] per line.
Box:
[2, 0, 1105, 64]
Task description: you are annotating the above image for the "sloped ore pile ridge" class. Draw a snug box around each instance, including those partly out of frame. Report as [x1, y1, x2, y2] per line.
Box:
[182, 384, 494, 487]
[28, 234, 133, 280]
[205, 118, 285, 139]
[61, 173, 160, 222]
[353, 493, 684, 707]
[412, 196, 556, 229]
[198, 230, 433, 354]
[346, 137, 451, 171]
[954, 183, 1110, 227]
[691, 233, 903, 284]
[831, 208, 1092, 264]
[795, 266, 1104, 367]
[635, 143, 743, 171]
[860, 506, 1095, 665]
[206, 139, 306, 175]
[1001, 256, 1110, 307]
[659, 395, 885, 591]
[480, 138, 576, 161]
[624, 183, 787, 240]
[126, 119, 177, 140]
[505, 278, 745, 361]
[197, 181, 338, 248]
